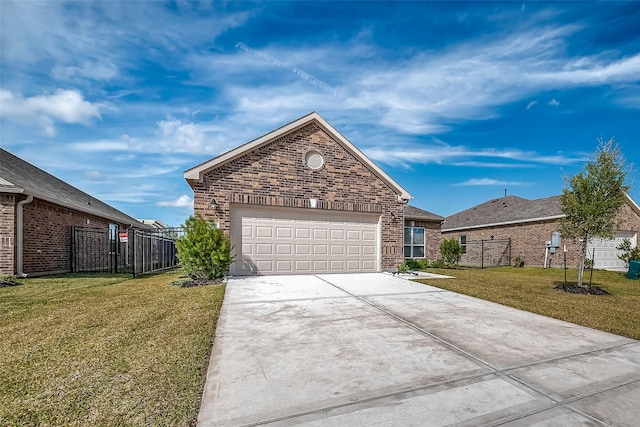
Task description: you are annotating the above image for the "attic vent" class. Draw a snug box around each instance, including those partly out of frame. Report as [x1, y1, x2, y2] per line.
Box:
[305, 150, 324, 170]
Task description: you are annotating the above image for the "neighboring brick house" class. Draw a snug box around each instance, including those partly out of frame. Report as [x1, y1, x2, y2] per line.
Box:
[0, 148, 145, 276]
[184, 112, 412, 275]
[441, 194, 640, 269]
[404, 205, 444, 261]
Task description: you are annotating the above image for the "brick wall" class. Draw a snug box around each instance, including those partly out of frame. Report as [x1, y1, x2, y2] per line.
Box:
[21, 199, 125, 275]
[0, 194, 16, 275]
[192, 123, 405, 269]
[441, 203, 640, 268]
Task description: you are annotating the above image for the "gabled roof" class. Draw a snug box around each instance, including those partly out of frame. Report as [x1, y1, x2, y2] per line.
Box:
[404, 205, 444, 222]
[442, 195, 564, 231]
[184, 112, 412, 201]
[0, 148, 146, 227]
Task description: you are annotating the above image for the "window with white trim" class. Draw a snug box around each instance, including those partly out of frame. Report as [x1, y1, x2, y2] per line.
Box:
[404, 227, 425, 258]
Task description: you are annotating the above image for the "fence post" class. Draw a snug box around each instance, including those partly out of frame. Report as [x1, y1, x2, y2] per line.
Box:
[481, 240, 484, 269]
[132, 228, 137, 278]
[70, 226, 75, 273]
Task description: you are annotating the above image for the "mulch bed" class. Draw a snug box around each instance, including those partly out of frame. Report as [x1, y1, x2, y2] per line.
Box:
[0, 278, 22, 288]
[554, 283, 609, 295]
[171, 277, 225, 288]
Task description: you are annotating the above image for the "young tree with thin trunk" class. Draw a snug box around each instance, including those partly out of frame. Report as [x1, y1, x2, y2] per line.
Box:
[560, 138, 630, 286]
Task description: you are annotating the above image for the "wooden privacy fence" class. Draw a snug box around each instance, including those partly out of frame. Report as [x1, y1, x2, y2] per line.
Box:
[71, 226, 184, 276]
[459, 238, 511, 268]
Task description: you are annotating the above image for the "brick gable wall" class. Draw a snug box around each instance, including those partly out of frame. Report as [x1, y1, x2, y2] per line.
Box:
[192, 123, 404, 269]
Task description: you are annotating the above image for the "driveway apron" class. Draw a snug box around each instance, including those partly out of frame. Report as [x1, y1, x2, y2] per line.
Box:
[198, 273, 640, 426]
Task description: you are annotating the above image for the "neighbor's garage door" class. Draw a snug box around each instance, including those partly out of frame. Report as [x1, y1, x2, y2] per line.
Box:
[587, 231, 637, 270]
[230, 206, 380, 275]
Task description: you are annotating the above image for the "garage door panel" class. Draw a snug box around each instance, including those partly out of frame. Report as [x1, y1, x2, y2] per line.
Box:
[276, 244, 292, 255]
[256, 244, 273, 255]
[314, 245, 328, 255]
[256, 227, 272, 238]
[295, 244, 310, 255]
[231, 206, 380, 275]
[276, 260, 293, 272]
[347, 260, 361, 270]
[363, 231, 376, 241]
[347, 230, 360, 240]
[330, 245, 344, 255]
[330, 260, 345, 270]
[295, 260, 311, 271]
[313, 260, 329, 271]
[255, 260, 273, 271]
[276, 227, 292, 238]
[587, 232, 637, 270]
[242, 243, 253, 255]
[362, 260, 375, 270]
[296, 228, 310, 239]
[314, 229, 328, 239]
[362, 245, 376, 255]
[331, 229, 345, 239]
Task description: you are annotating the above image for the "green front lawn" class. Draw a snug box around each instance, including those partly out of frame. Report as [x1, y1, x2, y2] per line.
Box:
[419, 267, 640, 340]
[0, 272, 225, 427]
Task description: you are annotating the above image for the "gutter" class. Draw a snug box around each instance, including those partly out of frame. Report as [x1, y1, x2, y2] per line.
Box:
[16, 194, 34, 277]
[442, 214, 565, 233]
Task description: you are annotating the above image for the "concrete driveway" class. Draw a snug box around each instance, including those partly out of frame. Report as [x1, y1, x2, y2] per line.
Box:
[198, 273, 640, 426]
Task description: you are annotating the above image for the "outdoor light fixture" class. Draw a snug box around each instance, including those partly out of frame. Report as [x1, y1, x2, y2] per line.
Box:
[210, 198, 217, 210]
[390, 211, 396, 220]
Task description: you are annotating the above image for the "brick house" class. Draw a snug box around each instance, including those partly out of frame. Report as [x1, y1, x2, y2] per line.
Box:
[0, 148, 145, 276]
[184, 112, 412, 275]
[404, 205, 444, 261]
[441, 194, 640, 269]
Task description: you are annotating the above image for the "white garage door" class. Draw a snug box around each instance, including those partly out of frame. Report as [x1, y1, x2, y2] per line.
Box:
[587, 231, 637, 270]
[230, 206, 380, 275]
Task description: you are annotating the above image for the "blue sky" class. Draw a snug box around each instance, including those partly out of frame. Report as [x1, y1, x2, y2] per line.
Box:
[1, 1, 639, 226]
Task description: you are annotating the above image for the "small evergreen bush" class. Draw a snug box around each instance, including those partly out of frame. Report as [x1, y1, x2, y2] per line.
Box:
[404, 259, 422, 270]
[439, 238, 463, 268]
[429, 259, 445, 268]
[176, 216, 233, 280]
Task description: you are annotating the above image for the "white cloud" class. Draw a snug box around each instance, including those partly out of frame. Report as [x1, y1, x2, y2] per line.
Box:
[84, 170, 105, 182]
[157, 195, 193, 208]
[547, 98, 560, 106]
[364, 141, 585, 168]
[156, 118, 207, 152]
[526, 101, 538, 109]
[453, 178, 530, 186]
[0, 89, 105, 135]
[51, 61, 119, 81]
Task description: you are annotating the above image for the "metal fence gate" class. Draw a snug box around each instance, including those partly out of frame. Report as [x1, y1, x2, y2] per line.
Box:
[130, 228, 184, 277]
[459, 238, 511, 268]
[71, 226, 184, 276]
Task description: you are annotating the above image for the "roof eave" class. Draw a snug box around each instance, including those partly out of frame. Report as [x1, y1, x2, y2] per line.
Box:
[442, 214, 566, 232]
[30, 192, 142, 227]
[183, 112, 413, 201]
[626, 193, 640, 216]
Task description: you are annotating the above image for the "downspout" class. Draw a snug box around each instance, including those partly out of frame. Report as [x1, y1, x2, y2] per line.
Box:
[16, 194, 34, 277]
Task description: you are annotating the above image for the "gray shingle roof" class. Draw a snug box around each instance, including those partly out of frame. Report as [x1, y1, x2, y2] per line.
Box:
[442, 195, 563, 231]
[404, 205, 444, 222]
[0, 148, 146, 227]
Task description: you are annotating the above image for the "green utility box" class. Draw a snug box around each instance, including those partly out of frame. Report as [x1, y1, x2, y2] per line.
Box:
[628, 260, 640, 280]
